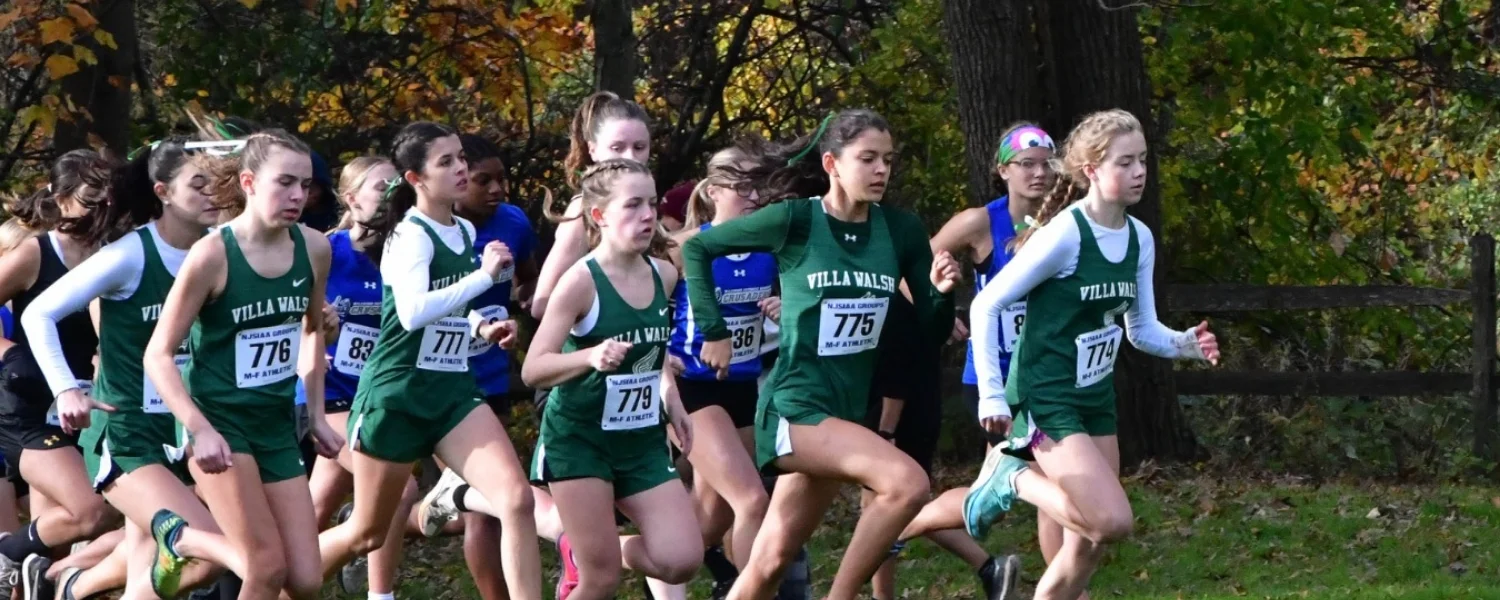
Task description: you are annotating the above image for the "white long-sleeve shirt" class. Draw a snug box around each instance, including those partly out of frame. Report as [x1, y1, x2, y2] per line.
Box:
[970, 204, 1203, 421]
[23, 222, 189, 397]
[380, 207, 494, 333]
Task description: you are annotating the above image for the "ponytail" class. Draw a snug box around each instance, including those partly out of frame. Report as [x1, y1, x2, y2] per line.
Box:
[682, 179, 715, 230]
[564, 91, 649, 190]
[8, 149, 117, 246]
[361, 121, 454, 264]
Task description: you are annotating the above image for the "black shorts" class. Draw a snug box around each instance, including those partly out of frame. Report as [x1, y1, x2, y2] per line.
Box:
[483, 394, 512, 420]
[678, 378, 757, 429]
[962, 384, 1035, 461]
[962, 384, 1009, 447]
[0, 360, 78, 484]
[868, 340, 941, 476]
[326, 397, 354, 414]
[0, 418, 74, 485]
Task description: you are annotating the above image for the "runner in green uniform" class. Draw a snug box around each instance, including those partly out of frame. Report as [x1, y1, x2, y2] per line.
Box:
[301, 155, 425, 600]
[144, 130, 342, 600]
[681, 109, 961, 600]
[313, 122, 543, 600]
[963, 110, 1220, 600]
[523, 159, 700, 600]
[23, 137, 255, 599]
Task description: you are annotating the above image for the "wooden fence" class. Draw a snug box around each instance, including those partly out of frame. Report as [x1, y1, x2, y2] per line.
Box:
[1164, 234, 1498, 460]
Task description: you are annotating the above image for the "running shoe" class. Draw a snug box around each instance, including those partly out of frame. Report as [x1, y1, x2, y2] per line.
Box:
[150, 509, 189, 599]
[963, 449, 1029, 539]
[334, 502, 368, 594]
[978, 554, 1022, 600]
[21, 554, 52, 600]
[555, 533, 580, 600]
[416, 468, 465, 537]
[53, 566, 81, 600]
[0, 533, 20, 600]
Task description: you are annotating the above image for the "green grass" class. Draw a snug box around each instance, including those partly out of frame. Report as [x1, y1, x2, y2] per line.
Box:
[340, 470, 1500, 599]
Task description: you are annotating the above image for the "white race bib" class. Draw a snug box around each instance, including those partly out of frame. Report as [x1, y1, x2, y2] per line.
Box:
[1074, 324, 1122, 388]
[333, 322, 380, 377]
[467, 305, 510, 357]
[725, 314, 762, 365]
[816, 297, 889, 357]
[143, 355, 191, 414]
[418, 317, 470, 372]
[1001, 301, 1028, 354]
[602, 371, 661, 431]
[234, 323, 301, 388]
[47, 380, 93, 426]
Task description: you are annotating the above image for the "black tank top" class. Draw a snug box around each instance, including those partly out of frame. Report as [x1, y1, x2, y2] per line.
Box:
[10, 233, 97, 381]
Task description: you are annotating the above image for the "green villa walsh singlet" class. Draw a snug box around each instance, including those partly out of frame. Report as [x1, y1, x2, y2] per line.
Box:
[182, 225, 313, 483]
[531, 256, 677, 499]
[1006, 207, 1140, 442]
[349, 217, 484, 464]
[682, 198, 952, 474]
[82, 225, 192, 489]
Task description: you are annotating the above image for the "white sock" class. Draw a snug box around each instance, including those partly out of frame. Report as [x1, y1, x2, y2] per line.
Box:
[368, 592, 395, 600]
[1007, 461, 1025, 493]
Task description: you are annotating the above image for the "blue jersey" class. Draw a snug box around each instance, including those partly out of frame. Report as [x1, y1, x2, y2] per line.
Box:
[0, 305, 10, 340]
[670, 224, 777, 381]
[467, 204, 537, 397]
[963, 197, 1025, 385]
[297, 230, 383, 405]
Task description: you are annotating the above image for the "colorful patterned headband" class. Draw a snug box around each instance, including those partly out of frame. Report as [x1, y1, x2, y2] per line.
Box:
[996, 126, 1056, 165]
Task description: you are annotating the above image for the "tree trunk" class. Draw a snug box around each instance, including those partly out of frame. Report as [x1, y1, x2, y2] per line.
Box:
[591, 0, 636, 98]
[53, 0, 137, 156]
[941, 0, 1045, 205]
[1046, 0, 1201, 467]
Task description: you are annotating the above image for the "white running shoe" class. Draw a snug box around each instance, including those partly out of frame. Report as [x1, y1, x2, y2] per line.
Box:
[416, 468, 466, 537]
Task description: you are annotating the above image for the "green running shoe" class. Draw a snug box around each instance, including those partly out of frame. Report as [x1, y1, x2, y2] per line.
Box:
[150, 509, 189, 599]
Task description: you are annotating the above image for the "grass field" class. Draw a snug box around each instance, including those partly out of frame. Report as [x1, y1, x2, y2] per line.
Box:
[352, 468, 1500, 599]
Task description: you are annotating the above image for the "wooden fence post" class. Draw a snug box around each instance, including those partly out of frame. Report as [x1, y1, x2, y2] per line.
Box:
[1471, 234, 1496, 463]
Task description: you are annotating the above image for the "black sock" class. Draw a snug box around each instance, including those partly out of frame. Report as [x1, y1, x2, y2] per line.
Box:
[216, 572, 242, 600]
[703, 545, 738, 582]
[452, 484, 471, 513]
[0, 522, 49, 562]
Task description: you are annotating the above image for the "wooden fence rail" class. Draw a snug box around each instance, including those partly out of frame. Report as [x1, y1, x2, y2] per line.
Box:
[1162, 234, 1498, 460]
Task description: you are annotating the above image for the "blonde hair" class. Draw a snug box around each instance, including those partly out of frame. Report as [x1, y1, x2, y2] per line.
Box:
[334, 156, 392, 231]
[1011, 109, 1142, 252]
[0, 219, 39, 257]
[684, 146, 754, 230]
[578, 159, 674, 257]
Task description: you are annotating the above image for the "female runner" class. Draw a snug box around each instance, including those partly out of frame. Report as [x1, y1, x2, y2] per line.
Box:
[964, 109, 1219, 600]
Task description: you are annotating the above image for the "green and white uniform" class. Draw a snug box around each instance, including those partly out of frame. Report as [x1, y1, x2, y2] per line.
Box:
[530, 256, 675, 498]
[349, 209, 494, 464]
[184, 225, 312, 483]
[682, 198, 953, 473]
[21, 223, 194, 490]
[971, 204, 1204, 443]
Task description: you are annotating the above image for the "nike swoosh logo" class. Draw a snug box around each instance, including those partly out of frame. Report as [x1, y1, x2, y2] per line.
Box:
[292, 278, 307, 287]
[659, 308, 668, 316]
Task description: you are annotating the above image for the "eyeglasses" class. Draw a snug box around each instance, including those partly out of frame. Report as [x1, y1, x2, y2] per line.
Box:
[1006, 159, 1052, 172]
[716, 180, 757, 199]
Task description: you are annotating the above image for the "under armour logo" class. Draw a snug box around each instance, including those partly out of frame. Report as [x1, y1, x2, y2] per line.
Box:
[733, 269, 746, 277]
[844, 234, 857, 242]
[365, 282, 377, 290]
